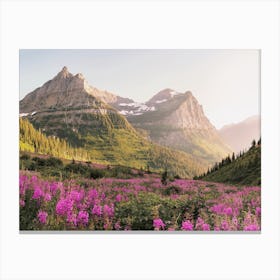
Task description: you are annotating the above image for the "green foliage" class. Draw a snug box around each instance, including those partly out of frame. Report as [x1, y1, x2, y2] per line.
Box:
[162, 185, 182, 196]
[115, 192, 161, 230]
[198, 143, 261, 186]
[20, 117, 208, 178]
[19, 154, 152, 180]
[20, 189, 40, 230]
[161, 168, 168, 185]
[20, 118, 89, 161]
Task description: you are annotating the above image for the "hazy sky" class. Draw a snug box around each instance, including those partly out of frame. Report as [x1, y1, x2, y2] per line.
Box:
[20, 49, 260, 129]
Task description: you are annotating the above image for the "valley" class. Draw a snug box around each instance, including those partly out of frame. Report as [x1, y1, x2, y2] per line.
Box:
[19, 66, 261, 231]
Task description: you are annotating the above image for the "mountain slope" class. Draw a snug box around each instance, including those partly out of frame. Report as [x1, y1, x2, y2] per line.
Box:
[219, 115, 261, 153]
[125, 89, 232, 164]
[197, 143, 261, 186]
[19, 67, 207, 178]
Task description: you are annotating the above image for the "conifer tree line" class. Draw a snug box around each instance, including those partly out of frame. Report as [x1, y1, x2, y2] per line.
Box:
[195, 138, 261, 179]
[19, 118, 90, 161]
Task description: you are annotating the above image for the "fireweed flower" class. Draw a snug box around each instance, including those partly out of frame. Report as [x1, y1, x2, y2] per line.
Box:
[221, 220, 229, 231]
[224, 207, 233, 216]
[56, 199, 73, 216]
[244, 224, 260, 231]
[92, 205, 102, 217]
[32, 187, 44, 200]
[195, 217, 205, 230]
[153, 218, 165, 230]
[77, 211, 89, 226]
[103, 204, 114, 217]
[67, 212, 77, 226]
[115, 194, 122, 202]
[20, 199, 25, 207]
[114, 221, 121, 230]
[181, 220, 193, 231]
[88, 189, 99, 200]
[202, 223, 210, 231]
[44, 193, 52, 202]
[38, 210, 48, 224]
[69, 190, 83, 202]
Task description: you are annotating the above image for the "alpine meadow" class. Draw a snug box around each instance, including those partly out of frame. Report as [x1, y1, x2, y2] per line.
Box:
[19, 50, 261, 231]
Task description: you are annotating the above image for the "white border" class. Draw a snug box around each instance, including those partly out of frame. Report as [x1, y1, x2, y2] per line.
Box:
[0, 1, 279, 280]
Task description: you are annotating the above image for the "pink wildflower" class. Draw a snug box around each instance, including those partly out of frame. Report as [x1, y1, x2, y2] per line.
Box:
[32, 187, 44, 200]
[77, 211, 89, 226]
[56, 199, 73, 216]
[202, 223, 210, 231]
[44, 193, 52, 202]
[181, 220, 193, 231]
[153, 218, 165, 230]
[221, 220, 229, 231]
[92, 205, 102, 217]
[38, 210, 48, 224]
[244, 224, 260, 231]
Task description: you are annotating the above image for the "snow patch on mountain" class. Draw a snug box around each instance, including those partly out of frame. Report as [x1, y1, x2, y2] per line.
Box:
[118, 103, 155, 116]
[155, 99, 167, 104]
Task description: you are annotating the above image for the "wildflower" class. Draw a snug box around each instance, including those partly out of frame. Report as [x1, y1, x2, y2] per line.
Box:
[224, 207, 233, 216]
[153, 218, 165, 230]
[44, 193, 52, 202]
[56, 198, 73, 216]
[115, 194, 122, 202]
[244, 224, 260, 231]
[114, 222, 121, 230]
[32, 187, 44, 200]
[88, 189, 99, 200]
[69, 190, 83, 202]
[77, 211, 89, 226]
[221, 220, 229, 231]
[181, 220, 193, 231]
[195, 217, 205, 230]
[67, 212, 77, 226]
[92, 205, 102, 217]
[38, 210, 48, 224]
[20, 199, 25, 207]
[103, 204, 114, 217]
[49, 182, 59, 194]
[202, 223, 210, 231]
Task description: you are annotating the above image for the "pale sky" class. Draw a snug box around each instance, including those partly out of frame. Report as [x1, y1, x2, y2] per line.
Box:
[20, 49, 260, 129]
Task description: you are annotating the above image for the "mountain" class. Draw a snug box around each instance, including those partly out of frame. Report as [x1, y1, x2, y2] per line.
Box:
[19, 67, 207, 178]
[20, 66, 132, 112]
[196, 142, 261, 186]
[219, 115, 261, 153]
[122, 89, 232, 164]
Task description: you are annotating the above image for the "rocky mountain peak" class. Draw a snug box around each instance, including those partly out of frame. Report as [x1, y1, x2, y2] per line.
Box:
[146, 88, 181, 106]
[19, 67, 105, 112]
[75, 73, 85, 80]
[55, 66, 73, 79]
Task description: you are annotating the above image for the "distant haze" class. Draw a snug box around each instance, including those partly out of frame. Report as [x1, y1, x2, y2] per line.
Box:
[219, 115, 261, 153]
[20, 49, 260, 129]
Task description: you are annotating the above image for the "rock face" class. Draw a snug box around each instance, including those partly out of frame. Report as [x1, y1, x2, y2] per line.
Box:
[219, 115, 261, 153]
[126, 89, 232, 164]
[20, 66, 113, 112]
[162, 91, 215, 130]
[19, 67, 133, 146]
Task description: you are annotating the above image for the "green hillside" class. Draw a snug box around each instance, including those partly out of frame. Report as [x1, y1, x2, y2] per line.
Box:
[20, 117, 207, 178]
[196, 141, 261, 186]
